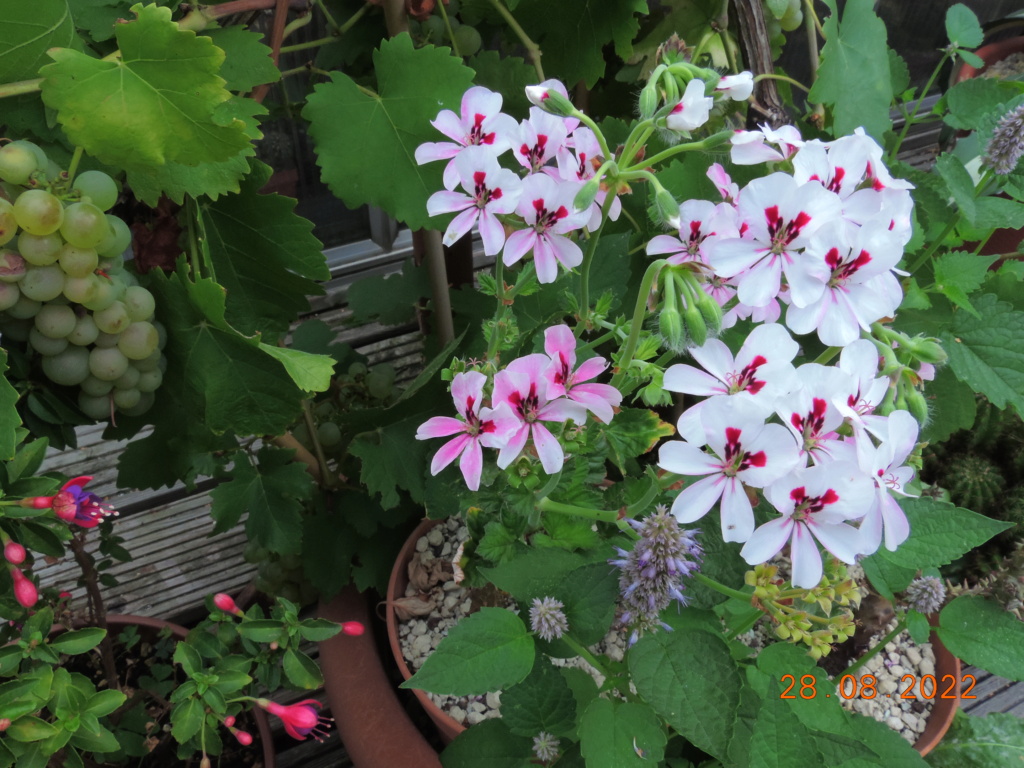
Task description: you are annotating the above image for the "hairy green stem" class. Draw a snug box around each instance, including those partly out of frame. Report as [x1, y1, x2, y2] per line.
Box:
[572, 112, 613, 163]
[281, 12, 314, 42]
[619, 123, 655, 169]
[486, 257, 505, 361]
[537, 497, 638, 539]
[890, 50, 952, 161]
[577, 192, 617, 331]
[610, 259, 667, 391]
[279, 35, 339, 54]
[489, 0, 543, 80]
[628, 131, 733, 172]
[843, 617, 907, 678]
[692, 572, 752, 603]
[436, 0, 461, 57]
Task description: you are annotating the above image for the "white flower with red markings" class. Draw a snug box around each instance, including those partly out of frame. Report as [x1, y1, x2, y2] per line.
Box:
[666, 79, 714, 133]
[715, 72, 754, 101]
[730, 124, 804, 165]
[502, 174, 589, 284]
[542, 324, 622, 424]
[514, 109, 570, 173]
[854, 409, 918, 553]
[646, 200, 738, 266]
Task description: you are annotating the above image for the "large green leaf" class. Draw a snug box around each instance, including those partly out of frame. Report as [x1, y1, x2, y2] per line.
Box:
[440, 718, 533, 768]
[807, 0, 893, 141]
[941, 294, 1024, 417]
[748, 680, 823, 768]
[579, 699, 667, 767]
[629, 627, 741, 759]
[945, 3, 984, 49]
[938, 595, 1024, 681]
[204, 26, 281, 93]
[39, 3, 250, 169]
[500, 656, 577, 738]
[403, 608, 534, 696]
[0, 0, 74, 81]
[920, 365, 978, 444]
[0, 350, 22, 460]
[600, 408, 674, 472]
[348, 414, 431, 509]
[200, 160, 329, 337]
[927, 710, 1024, 767]
[303, 34, 474, 229]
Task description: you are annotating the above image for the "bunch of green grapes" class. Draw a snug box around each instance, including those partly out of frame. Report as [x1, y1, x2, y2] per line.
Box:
[764, 0, 804, 38]
[0, 140, 165, 421]
[408, 0, 482, 56]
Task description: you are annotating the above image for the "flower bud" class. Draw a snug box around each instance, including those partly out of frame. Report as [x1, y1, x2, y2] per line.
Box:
[658, 306, 686, 353]
[0, 718, 9, 731]
[524, 86, 576, 117]
[906, 389, 929, 426]
[213, 593, 243, 616]
[573, 178, 600, 212]
[224, 716, 236, 728]
[653, 188, 681, 230]
[639, 82, 659, 120]
[905, 336, 947, 365]
[3, 541, 25, 565]
[682, 299, 708, 347]
[341, 621, 365, 636]
[234, 729, 253, 746]
[200, 758, 212, 768]
[11, 566, 37, 608]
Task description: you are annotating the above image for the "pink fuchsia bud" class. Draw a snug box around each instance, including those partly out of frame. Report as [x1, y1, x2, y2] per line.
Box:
[213, 593, 243, 616]
[3, 541, 25, 565]
[341, 621, 364, 636]
[0, 718, 10, 731]
[233, 729, 253, 746]
[224, 715, 236, 728]
[11, 566, 37, 607]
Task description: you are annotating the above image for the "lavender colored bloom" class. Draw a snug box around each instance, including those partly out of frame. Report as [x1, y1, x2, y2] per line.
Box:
[529, 596, 569, 641]
[984, 103, 1024, 175]
[905, 576, 946, 614]
[533, 731, 560, 763]
[612, 505, 702, 641]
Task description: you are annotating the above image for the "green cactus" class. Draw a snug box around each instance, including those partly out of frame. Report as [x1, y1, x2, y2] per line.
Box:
[947, 540, 1024, 622]
[967, 397, 1006, 455]
[944, 453, 1006, 515]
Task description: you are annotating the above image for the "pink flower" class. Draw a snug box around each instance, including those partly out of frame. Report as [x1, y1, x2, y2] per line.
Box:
[666, 79, 714, 133]
[493, 354, 587, 474]
[775, 366, 850, 466]
[258, 699, 331, 741]
[416, 371, 519, 491]
[854, 410, 918, 553]
[213, 593, 243, 616]
[646, 200, 738, 266]
[503, 174, 589, 284]
[741, 463, 872, 588]
[426, 146, 521, 256]
[23, 476, 117, 528]
[514, 109, 570, 173]
[3, 540, 25, 565]
[730, 124, 804, 165]
[552, 127, 620, 229]
[542, 324, 622, 424]
[340, 621, 365, 636]
[11, 566, 37, 608]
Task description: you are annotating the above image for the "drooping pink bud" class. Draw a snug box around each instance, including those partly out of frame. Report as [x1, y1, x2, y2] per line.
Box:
[234, 729, 253, 746]
[0, 718, 10, 731]
[213, 593, 242, 616]
[224, 715, 236, 728]
[341, 621, 365, 636]
[3, 541, 25, 565]
[11, 567, 37, 607]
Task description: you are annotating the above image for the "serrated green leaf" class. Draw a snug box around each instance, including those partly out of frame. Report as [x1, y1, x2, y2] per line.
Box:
[938, 595, 1024, 681]
[348, 414, 429, 509]
[500, 656, 576, 738]
[941, 293, 1024, 417]
[933, 251, 999, 315]
[481, 547, 587, 603]
[935, 153, 977, 224]
[49, 627, 106, 656]
[927, 710, 1024, 767]
[878, 497, 1010, 570]
[204, 26, 280, 92]
[304, 35, 475, 229]
[171, 697, 204, 743]
[554, 562, 619, 647]
[958, 49, 986, 69]
[748, 680, 823, 768]
[403, 607, 534, 695]
[754, 644, 851, 734]
[889, 48, 910, 94]
[67, 0, 122, 42]
[283, 647, 323, 689]
[629, 628, 741, 759]
[579, 699, 667, 767]
[972, 196, 1024, 230]
[534, 511, 601, 551]
[347, 259, 431, 327]
[600, 408, 674, 472]
[210, 446, 313, 555]
[440, 718, 533, 768]
[201, 159, 329, 337]
[860, 551, 915, 602]
[258, 345, 334, 392]
[945, 4, 984, 49]
[40, 4, 250, 169]
[808, 0, 893, 140]
[0, 0, 74, 81]
[943, 78, 1022, 131]
[0, 350, 22, 461]
[906, 610, 931, 645]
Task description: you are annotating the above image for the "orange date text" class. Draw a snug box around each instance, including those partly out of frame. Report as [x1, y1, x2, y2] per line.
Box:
[778, 673, 977, 700]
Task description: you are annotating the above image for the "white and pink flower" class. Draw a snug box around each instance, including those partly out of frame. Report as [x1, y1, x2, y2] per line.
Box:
[855, 409, 919, 552]
[503, 174, 589, 284]
[666, 79, 714, 133]
[543, 325, 622, 424]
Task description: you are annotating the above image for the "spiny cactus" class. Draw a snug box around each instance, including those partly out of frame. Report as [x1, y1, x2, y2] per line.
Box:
[947, 541, 1024, 622]
[944, 453, 1007, 515]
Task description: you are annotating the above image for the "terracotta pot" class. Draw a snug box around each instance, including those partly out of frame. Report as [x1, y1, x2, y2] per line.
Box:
[319, 585, 442, 768]
[385, 518, 465, 745]
[63, 614, 276, 767]
[951, 35, 1024, 84]
[913, 617, 961, 756]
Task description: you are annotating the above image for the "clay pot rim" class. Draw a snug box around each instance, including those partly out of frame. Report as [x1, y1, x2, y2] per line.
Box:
[951, 34, 1024, 85]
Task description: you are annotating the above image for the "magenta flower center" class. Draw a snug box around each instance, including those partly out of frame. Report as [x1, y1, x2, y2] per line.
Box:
[765, 205, 811, 253]
[722, 427, 767, 476]
[789, 485, 840, 520]
[468, 113, 495, 146]
[531, 198, 569, 233]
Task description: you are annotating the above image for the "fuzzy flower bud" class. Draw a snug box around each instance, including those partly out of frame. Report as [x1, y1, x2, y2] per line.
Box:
[653, 187, 682, 230]
[573, 177, 601, 212]
[529, 596, 568, 641]
[3, 541, 25, 565]
[525, 85, 576, 118]
[984, 103, 1024, 175]
[533, 731, 561, 763]
[341, 621, 365, 636]
[213, 593, 243, 616]
[612, 505, 702, 641]
[10, 566, 37, 608]
[905, 576, 946, 614]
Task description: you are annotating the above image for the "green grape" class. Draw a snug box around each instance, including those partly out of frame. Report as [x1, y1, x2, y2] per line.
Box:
[123, 286, 155, 322]
[13, 189, 63, 236]
[63, 275, 100, 305]
[120, 271, 138, 288]
[779, 0, 803, 31]
[60, 202, 111, 249]
[93, 331, 120, 349]
[422, 14, 445, 43]
[78, 392, 112, 421]
[0, 142, 39, 185]
[0, 318, 31, 341]
[365, 370, 393, 400]
[114, 365, 140, 390]
[0, 283, 20, 311]
[89, 346, 130, 381]
[93, 301, 130, 334]
[316, 421, 342, 448]
[347, 361, 367, 377]
[29, 326, 68, 356]
[34, 303, 76, 339]
[118, 321, 158, 359]
[153, 320, 166, 350]
[97, 256, 125, 274]
[20, 264, 65, 302]
[133, 348, 162, 372]
[0, 198, 17, 246]
[451, 25, 481, 56]
[112, 387, 141, 409]
[18, 232, 62, 266]
[58, 244, 99, 279]
[80, 277, 119, 311]
[81, 375, 113, 397]
[72, 170, 118, 212]
[41, 345, 90, 386]
[96, 215, 131, 257]
[136, 367, 163, 393]
[0, 250, 26, 282]
[118, 390, 154, 417]
[67, 315, 99, 346]
[6, 294, 41, 319]
[243, 540, 269, 564]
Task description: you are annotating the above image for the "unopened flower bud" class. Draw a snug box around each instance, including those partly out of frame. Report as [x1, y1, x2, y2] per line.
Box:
[213, 593, 244, 616]
[573, 177, 600, 212]
[905, 336, 947, 365]
[200, 758, 211, 768]
[11, 566, 37, 608]
[525, 86, 576, 117]
[654, 187, 681, 230]
[906, 389, 929, 426]
[682, 299, 708, 347]
[639, 82, 659, 119]
[269, 641, 279, 650]
[3, 541, 26, 565]
[234, 729, 253, 746]
[658, 306, 686, 353]
[341, 621, 365, 636]
[0, 718, 9, 731]
[224, 716, 236, 728]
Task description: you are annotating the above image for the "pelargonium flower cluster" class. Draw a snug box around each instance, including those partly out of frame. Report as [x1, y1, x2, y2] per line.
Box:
[649, 126, 914, 346]
[659, 325, 921, 588]
[416, 324, 622, 489]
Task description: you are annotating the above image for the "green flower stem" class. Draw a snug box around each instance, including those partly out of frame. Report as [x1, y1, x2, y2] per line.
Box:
[578, 329, 618, 352]
[281, 12, 315, 42]
[560, 633, 613, 680]
[578, 192, 617, 331]
[504, 260, 536, 299]
[312, 0, 342, 31]
[536, 497, 639, 539]
[753, 73, 811, 94]
[813, 346, 842, 365]
[571, 112, 613, 164]
[610, 259, 667, 392]
[619, 123, 655, 169]
[890, 50, 952, 161]
[66, 146, 84, 185]
[534, 470, 562, 500]
[279, 36, 338, 54]
[628, 131, 734, 172]
[725, 609, 764, 640]
[486, 256, 505, 361]
[0, 78, 43, 100]
[436, 0, 461, 57]
[488, 0, 543, 80]
[843, 617, 907, 678]
[692, 572, 753, 603]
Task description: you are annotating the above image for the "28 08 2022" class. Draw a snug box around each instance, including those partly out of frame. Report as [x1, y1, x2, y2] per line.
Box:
[778, 673, 977, 700]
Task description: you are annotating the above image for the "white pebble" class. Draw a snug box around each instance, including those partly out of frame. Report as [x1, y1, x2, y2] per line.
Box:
[443, 595, 459, 611]
[461, 599, 472, 613]
[906, 647, 922, 665]
[449, 706, 466, 723]
[890, 664, 905, 678]
[887, 716, 903, 731]
[919, 660, 935, 677]
[411, 621, 427, 636]
[486, 692, 501, 709]
[878, 679, 897, 696]
[467, 710, 486, 725]
[468, 701, 486, 714]
[441, 541, 452, 557]
[427, 528, 444, 547]
[412, 634, 432, 655]
[415, 536, 429, 552]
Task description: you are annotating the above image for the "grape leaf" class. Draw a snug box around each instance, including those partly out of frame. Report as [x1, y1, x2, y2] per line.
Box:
[0, 350, 22, 461]
[257, 345, 335, 393]
[928, 711, 1024, 768]
[0, 0, 74, 82]
[466, 51, 535, 119]
[40, 3, 250, 169]
[940, 293, 1024, 417]
[347, 413, 430, 509]
[303, 34, 474, 229]
[199, 159, 329, 337]
[210, 446, 314, 555]
[807, 0, 893, 141]
[347, 258, 431, 327]
[204, 26, 280, 92]
[67, 0, 122, 42]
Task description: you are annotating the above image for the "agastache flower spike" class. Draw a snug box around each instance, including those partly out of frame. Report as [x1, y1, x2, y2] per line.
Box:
[256, 698, 332, 742]
[533, 731, 561, 763]
[905, 576, 946, 614]
[984, 103, 1024, 175]
[22, 476, 117, 528]
[529, 596, 568, 641]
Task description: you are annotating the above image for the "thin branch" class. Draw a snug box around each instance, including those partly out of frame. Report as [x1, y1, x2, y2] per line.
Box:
[488, 0, 543, 80]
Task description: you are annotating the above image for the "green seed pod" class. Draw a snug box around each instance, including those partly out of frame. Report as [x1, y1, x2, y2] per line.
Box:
[683, 299, 707, 347]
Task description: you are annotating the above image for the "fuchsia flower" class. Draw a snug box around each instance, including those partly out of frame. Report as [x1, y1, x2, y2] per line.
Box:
[666, 79, 714, 133]
[543, 325, 621, 424]
[416, 371, 519, 491]
[23, 476, 116, 528]
[3, 540, 25, 565]
[257, 699, 331, 741]
[10, 566, 37, 607]
[503, 174, 589, 284]
[213, 593, 244, 616]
